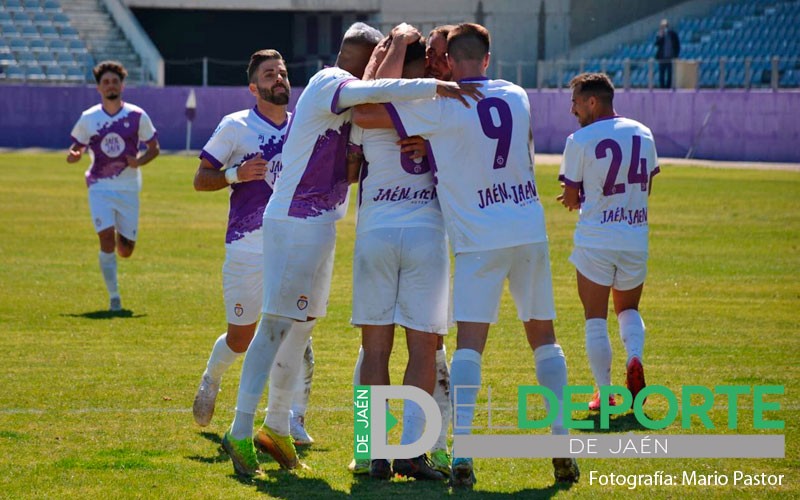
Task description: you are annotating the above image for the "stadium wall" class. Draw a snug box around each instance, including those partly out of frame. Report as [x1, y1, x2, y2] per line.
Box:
[1, 86, 797, 162]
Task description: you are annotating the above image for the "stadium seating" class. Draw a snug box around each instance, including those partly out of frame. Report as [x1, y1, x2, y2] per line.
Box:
[0, 0, 93, 83]
[551, 0, 800, 88]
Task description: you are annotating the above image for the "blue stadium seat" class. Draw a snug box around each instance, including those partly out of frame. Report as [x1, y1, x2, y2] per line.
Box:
[4, 63, 25, 80]
[42, 0, 61, 13]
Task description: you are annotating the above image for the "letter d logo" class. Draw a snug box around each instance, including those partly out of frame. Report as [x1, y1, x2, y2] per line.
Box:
[370, 385, 441, 459]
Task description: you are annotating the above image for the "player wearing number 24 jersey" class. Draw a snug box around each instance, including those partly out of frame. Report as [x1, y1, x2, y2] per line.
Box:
[558, 72, 659, 415]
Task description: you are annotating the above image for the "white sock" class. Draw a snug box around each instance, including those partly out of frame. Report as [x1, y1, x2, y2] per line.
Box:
[433, 346, 451, 451]
[231, 314, 293, 440]
[585, 318, 612, 387]
[534, 343, 569, 436]
[401, 399, 425, 446]
[291, 338, 315, 417]
[450, 349, 481, 439]
[353, 346, 364, 385]
[98, 250, 119, 298]
[204, 333, 241, 382]
[265, 320, 316, 435]
[618, 309, 645, 364]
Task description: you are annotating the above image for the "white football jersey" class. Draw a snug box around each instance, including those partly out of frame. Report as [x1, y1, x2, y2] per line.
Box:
[386, 78, 546, 253]
[70, 102, 156, 191]
[264, 67, 358, 223]
[559, 116, 660, 252]
[201, 107, 289, 254]
[350, 124, 443, 234]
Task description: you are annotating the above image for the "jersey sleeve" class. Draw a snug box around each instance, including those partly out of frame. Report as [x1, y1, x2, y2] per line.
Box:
[383, 98, 444, 140]
[70, 115, 91, 146]
[558, 135, 584, 189]
[138, 111, 157, 142]
[200, 118, 236, 170]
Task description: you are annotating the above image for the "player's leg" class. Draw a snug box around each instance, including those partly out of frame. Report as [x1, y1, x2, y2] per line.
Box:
[431, 335, 452, 473]
[255, 221, 336, 469]
[612, 250, 648, 403]
[90, 189, 121, 310]
[113, 190, 138, 258]
[289, 337, 315, 445]
[194, 250, 261, 426]
[450, 248, 506, 487]
[570, 247, 615, 410]
[513, 242, 579, 483]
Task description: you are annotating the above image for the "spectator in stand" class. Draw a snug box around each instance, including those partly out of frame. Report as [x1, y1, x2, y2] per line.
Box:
[654, 19, 680, 89]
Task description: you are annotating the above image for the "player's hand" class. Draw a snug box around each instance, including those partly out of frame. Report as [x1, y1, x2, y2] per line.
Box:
[126, 155, 140, 168]
[557, 183, 581, 211]
[237, 155, 268, 182]
[66, 149, 82, 163]
[435, 81, 484, 108]
[391, 23, 421, 45]
[397, 136, 427, 160]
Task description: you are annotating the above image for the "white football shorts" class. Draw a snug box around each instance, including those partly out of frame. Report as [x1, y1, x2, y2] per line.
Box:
[453, 242, 556, 323]
[352, 226, 449, 334]
[222, 248, 263, 325]
[88, 188, 139, 241]
[569, 246, 648, 291]
[261, 219, 336, 321]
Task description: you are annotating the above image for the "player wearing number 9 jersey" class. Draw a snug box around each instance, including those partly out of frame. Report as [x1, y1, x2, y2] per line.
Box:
[558, 72, 660, 413]
[353, 22, 579, 487]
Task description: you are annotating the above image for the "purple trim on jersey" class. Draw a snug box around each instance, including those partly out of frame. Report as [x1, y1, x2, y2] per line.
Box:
[384, 103, 409, 139]
[287, 122, 352, 218]
[595, 114, 621, 123]
[227, 178, 272, 243]
[85, 111, 143, 187]
[253, 106, 288, 130]
[102, 103, 126, 118]
[458, 76, 489, 83]
[199, 149, 224, 170]
[70, 135, 86, 147]
[558, 174, 583, 190]
[142, 131, 158, 143]
[331, 78, 358, 115]
[357, 160, 369, 208]
[424, 139, 439, 186]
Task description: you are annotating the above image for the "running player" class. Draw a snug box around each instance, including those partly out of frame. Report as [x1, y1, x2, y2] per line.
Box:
[221, 22, 482, 477]
[67, 61, 160, 312]
[190, 49, 315, 445]
[353, 22, 579, 487]
[557, 72, 659, 411]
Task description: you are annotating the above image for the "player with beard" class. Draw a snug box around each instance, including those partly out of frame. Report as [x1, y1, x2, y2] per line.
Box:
[191, 50, 316, 446]
[67, 61, 160, 312]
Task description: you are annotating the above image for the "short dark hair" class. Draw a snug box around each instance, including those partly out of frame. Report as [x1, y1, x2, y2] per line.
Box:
[447, 23, 490, 62]
[428, 24, 455, 40]
[569, 72, 615, 105]
[247, 49, 285, 83]
[93, 61, 127, 83]
[404, 37, 427, 66]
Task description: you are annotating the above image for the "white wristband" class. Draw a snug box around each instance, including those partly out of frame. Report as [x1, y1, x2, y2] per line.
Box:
[224, 167, 239, 184]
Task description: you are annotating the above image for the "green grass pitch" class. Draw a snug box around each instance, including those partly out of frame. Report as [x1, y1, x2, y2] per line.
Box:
[0, 152, 797, 498]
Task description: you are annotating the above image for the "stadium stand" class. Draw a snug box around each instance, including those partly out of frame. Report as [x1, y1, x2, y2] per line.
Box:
[0, 0, 145, 84]
[550, 0, 799, 89]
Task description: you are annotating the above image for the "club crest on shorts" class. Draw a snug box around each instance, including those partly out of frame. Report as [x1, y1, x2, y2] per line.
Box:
[297, 295, 308, 310]
[234, 303, 243, 317]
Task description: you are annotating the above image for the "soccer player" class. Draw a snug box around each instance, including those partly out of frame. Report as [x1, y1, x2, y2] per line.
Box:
[67, 61, 160, 312]
[221, 22, 482, 477]
[353, 22, 579, 487]
[350, 26, 448, 481]
[348, 23, 456, 480]
[190, 49, 315, 446]
[557, 72, 659, 411]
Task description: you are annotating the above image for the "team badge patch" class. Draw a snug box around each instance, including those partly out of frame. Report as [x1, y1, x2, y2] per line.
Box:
[296, 295, 308, 311]
[234, 303, 244, 317]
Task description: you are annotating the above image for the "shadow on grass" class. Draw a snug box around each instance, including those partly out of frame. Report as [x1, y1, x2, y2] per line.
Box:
[62, 309, 146, 319]
[576, 411, 650, 433]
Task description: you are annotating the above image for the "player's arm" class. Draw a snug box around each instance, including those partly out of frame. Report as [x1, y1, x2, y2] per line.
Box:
[353, 103, 393, 129]
[66, 142, 84, 163]
[337, 79, 482, 110]
[375, 23, 420, 79]
[346, 149, 364, 184]
[127, 137, 160, 168]
[397, 136, 427, 160]
[362, 35, 391, 81]
[193, 155, 267, 191]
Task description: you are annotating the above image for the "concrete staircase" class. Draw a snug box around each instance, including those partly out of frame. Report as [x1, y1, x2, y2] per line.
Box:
[60, 0, 146, 85]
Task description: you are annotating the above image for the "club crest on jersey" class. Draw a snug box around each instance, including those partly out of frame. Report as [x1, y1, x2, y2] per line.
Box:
[100, 132, 124, 158]
[297, 295, 308, 310]
[234, 303, 243, 317]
